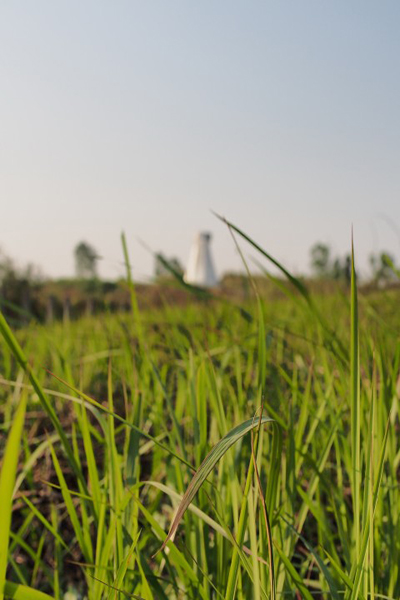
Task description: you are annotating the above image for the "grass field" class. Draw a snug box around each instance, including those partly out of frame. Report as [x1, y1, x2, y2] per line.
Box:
[0, 225, 399, 599]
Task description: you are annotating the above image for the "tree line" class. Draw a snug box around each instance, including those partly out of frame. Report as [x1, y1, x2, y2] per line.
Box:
[310, 242, 399, 285]
[0, 240, 398, 325]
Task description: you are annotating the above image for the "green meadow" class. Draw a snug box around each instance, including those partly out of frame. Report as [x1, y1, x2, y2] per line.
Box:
[0, 224, 399, 599]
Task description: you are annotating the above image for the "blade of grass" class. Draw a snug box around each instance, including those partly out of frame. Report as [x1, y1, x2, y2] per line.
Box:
[0, 311, 87, 492]
[47, 371, 194, 470]
[0, 392, 27, 600]
[214, 213, 348, 364]
[48, 438, 93, 564]
[157, 415, 274, 554]
[107, 532, 140, 600]
[273, 543, 314, 600]
[3, 581, 55, 600]
[21, 496, 69, 553]
[251, 426, 275, 600]
[121, 231, 143, 345]
[348, 416, 391, 600]
[350, 236, 361, 560]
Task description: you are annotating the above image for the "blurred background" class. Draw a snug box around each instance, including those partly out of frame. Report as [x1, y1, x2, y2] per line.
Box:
[1, 1, 399, 320]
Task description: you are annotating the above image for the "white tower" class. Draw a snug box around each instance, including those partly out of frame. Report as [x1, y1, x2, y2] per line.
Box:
[185, 232, 218, 288]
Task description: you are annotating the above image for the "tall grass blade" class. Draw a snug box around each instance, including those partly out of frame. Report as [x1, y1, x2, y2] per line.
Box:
[0, 392, 27, 600]
[251, 428, 275, 600]
[121, 231, 143, 343]
[157, 415, 274, 554]
[3, 581, 55, 600]
[348, 417, 391, 600]
[350, 236, 361, 559]
[273, 543, 314, 600]
[215, 213, 348, 363]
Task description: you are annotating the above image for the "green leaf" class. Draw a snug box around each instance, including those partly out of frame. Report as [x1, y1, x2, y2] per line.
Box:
[0, 393, 27, 600]
[273, 543, 314, 600]
[4, 581, 54, 600]
[350, 237, 361, 560]
[158, 415, 274, 554]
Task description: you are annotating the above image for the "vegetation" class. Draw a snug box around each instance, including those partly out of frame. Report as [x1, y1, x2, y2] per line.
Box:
[154, 254, 184, 281]
[369, 252, 399, 286]
[0, 224, 399, 599]
[310, 242, 351, 282]
[74, 243, 99, 281]
[310, 242, 399, 285]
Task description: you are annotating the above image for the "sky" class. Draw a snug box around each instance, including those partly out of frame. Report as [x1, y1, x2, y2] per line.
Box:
[1, 1, 400, 282]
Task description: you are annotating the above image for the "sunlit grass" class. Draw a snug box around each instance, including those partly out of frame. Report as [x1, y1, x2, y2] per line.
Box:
[0, 224, 398, 599]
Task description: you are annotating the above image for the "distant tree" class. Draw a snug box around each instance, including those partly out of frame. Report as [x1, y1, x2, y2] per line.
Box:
[310, 243, 354, 284]
[0, 249, 43, 321]
[0, 249, 14, 285]
[331, 254, 352, 285]
[310, 243, 331, 278]
[370, 252, 397, 284]
[382, 253, 400, 279]
[343, 254, 352, 285]
[154, 254, 184, 280]
[332, 257, 343, 280]
[74, 242, 98, 279]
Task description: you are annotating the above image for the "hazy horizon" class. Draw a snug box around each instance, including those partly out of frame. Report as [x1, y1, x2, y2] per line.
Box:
[1, 1, 399, 282]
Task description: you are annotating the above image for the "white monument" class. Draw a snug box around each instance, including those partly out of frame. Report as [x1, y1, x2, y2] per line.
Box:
[185, 232, 218, 288]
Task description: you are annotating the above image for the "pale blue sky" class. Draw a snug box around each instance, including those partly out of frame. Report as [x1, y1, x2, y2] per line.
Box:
[1, 1, 399, 281]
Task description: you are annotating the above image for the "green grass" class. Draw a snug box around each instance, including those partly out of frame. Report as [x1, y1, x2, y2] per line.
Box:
[0, 226, 399, 599]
